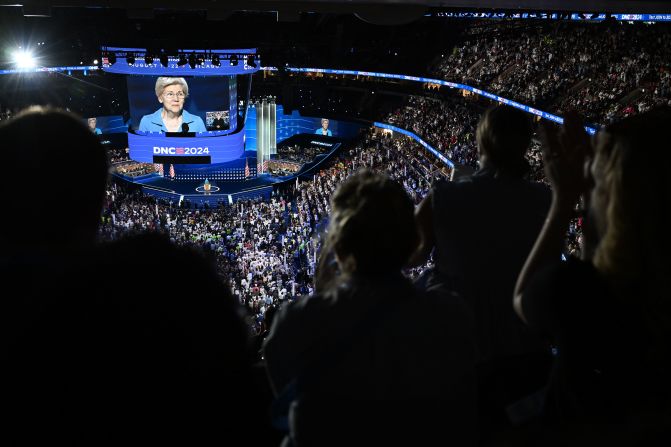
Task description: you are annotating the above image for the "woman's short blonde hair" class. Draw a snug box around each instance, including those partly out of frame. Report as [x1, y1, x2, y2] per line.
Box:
[591, 106, 671, 336]
[155, 77, 189, 98]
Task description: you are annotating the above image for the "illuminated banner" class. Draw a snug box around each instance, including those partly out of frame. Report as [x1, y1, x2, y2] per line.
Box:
[373, 122, 454, 168]
[429, 12, 671, 22]
[273, 67, 598, 135]
[101, 47, 259, 76]
[128, 131, 244, 164]
[0, 65, 98, 75]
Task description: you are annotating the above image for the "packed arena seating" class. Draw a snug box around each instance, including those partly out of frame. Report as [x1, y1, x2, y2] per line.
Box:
[100, 130, 442, 335]
[266, 159, 301, 176]
[113, 161, 155, 177]
[433, 22, 671, 124]
[387, 96, 481, 168]
[276, 143, 330, 164]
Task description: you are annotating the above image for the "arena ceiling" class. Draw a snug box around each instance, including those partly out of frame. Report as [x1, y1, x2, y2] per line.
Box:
[4, 1, 671, 19]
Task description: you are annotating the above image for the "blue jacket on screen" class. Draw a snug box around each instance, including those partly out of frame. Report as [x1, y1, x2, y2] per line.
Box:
[139, 108, 207, 133]
[314, 128, 332, 136]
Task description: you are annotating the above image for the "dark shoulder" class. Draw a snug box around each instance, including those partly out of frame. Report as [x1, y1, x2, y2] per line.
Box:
[274, 291, 337, 323]
[432, 176, 472, 195]
[523, 258, 606, 333]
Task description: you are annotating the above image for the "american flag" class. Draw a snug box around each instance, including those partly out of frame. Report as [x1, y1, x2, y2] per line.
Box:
[155, 163, 164, 176]
[257, 159, 268, 174]
[169, 164, 175, 179]
[245, 158, 250, 178]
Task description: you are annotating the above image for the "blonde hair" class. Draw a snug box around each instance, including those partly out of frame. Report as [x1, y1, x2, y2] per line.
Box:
[155, 77, 189, 98]
[592, 107, 671, 336]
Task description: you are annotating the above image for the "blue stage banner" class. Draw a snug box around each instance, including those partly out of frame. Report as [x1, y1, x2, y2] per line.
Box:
[373, 122, 454, 168]
[128, 131, 244, 163]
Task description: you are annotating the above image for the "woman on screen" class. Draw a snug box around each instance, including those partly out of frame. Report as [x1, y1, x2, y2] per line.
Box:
[139, 77, 206, 133]
[315, 118, 332, 136]
[87, 117, 102, 135]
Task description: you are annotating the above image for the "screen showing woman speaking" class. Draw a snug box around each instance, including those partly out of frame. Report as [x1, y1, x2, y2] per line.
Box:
[127, 76, 233, 134]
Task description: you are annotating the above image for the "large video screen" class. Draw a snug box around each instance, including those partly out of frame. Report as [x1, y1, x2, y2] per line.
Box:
[127, 76, 234, 133]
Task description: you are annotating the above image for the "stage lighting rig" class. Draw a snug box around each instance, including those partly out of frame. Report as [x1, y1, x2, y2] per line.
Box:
[108, 52, 117, 64]
[159, 53, 169, 67]
[145, 54, 153, 65]
[246, 55, 257, 68]
[230, 54, 238, 66]
[177, 53, 188, 66]
[212, 54, 221, 67]
[126, 53, 135, 65]
[196, 53, 205, 66]
[188, 52, 197, 69]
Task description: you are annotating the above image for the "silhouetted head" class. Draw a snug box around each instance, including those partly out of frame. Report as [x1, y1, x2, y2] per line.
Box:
[317, 170, 418, 290]
[0, 107, 108, 253]
[476, 105, 533, 177]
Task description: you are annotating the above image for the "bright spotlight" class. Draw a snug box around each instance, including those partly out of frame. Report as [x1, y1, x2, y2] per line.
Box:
[12, 50, 36, 69]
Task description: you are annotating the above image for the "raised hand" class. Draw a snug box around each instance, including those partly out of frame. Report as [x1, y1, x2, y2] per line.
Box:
[539, 111, 592, 208]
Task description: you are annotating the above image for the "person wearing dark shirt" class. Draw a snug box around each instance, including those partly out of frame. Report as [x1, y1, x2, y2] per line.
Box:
[1, 108, 272, 445]
[410, 105, 554, 434]
[515, 108, 671, 443]
[264, 170, 476, 446]
[212, 111, 227, 130]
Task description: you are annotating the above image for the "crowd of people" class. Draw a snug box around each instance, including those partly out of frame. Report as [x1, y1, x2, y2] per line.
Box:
[276, 143, 331, 165]
[266, 159, 301, 176]
[434, 21, 671, 124]
[113, 161, 156, 177]
[387, 96, 482, 169]
[106, 146, 131, 164]
[2, 96, 669, 446]
[99, 129, 442, 337]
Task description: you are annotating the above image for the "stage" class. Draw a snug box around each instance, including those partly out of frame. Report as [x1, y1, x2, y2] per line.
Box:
[134, 175, 284, 195]
[112, 133, 348, 207]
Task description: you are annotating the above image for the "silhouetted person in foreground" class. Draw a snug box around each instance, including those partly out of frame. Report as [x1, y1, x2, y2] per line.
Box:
[514, 108, 671, 445]
[2, 108, 269, 445]
[0, 106, 108, 256]
[410, 105, 554, 435]
[264, 170, 476, 447]
[1, 107, 110, 369]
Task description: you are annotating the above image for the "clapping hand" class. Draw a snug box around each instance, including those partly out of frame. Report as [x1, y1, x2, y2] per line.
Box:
[540, 111, 592, 209]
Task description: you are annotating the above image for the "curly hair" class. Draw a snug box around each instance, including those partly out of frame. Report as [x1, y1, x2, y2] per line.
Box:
[315, 170, 418, 291]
